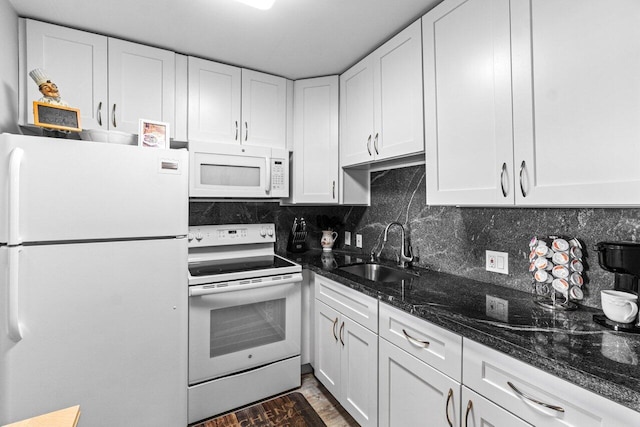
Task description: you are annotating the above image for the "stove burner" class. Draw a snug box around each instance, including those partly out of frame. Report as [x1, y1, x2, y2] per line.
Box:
[189, 255, 296, 277]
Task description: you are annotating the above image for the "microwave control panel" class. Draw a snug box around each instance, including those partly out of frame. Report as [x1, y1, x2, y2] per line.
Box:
[271, 158, 287, 196]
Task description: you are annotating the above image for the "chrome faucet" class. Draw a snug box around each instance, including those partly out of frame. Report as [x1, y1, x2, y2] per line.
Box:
[379, 222, 414, 268]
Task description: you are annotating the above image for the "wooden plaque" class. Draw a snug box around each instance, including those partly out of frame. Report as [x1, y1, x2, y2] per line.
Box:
[33, 101, 82, 132]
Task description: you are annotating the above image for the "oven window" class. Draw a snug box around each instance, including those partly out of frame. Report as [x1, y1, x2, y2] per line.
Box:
[209, 298, 286, 358]
[201, 164, 261, 187]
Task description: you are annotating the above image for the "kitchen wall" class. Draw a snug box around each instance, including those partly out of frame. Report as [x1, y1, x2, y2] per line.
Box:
[190, 166, 640, 309]
[0, 0, 19, 134]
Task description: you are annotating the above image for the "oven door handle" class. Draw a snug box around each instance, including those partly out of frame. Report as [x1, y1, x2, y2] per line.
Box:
[189, 273, 303, 296]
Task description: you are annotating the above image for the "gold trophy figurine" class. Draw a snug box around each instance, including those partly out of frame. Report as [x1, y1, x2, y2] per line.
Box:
[29, 68, 69, 107]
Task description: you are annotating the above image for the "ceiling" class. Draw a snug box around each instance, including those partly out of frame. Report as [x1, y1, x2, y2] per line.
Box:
[9, 0, 442, 80]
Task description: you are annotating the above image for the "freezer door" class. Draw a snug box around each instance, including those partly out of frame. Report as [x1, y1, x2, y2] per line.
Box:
[0, 239, 187, 426]
[0, 134, 187, 244]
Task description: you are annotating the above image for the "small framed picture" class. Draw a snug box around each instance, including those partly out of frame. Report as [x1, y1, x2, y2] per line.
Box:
[138, 119, 169, 149]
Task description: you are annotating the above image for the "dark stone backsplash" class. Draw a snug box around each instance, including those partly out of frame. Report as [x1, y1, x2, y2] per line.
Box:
[189, 164, 640, 308]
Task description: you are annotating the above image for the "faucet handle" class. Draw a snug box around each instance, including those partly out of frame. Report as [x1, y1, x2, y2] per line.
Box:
[370, 248, 377, 262]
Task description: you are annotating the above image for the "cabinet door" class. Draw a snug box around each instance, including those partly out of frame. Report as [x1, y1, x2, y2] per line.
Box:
[241, 69, 287, 149]
[373, 19, 424, 161]
[461, 387, 532, 427]
[23, 19, 108, 130]
[290, 76, 339, 204]
[188, 57, 241, 144]
[512, 0, 640, 206]
[379, 339, 460, 427]
[423, 0, 514, 206]
[340, 57, 375, 166]
[314, 301, 342, 399]
[340, 316, 378, 427]
[108, 38, 175, 136]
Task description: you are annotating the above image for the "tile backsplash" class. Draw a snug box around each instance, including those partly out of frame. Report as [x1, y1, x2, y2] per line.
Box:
[190, 164, 640, 308]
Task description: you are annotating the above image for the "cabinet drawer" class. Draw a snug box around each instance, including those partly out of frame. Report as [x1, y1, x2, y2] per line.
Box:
[461, 386, 532, 427]
[314, 274, 378, 332]
[463, 339, 640, 427]
[379, 303, 462, 381]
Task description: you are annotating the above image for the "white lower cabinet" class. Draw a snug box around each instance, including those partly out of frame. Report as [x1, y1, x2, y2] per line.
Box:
[461, 386, 532, 427]
[379, 338, 460, 427]
[314, 276, 378, 427]
[463, 339, 640, 427]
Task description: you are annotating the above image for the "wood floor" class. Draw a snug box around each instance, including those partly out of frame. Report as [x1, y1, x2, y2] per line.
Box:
[296, 373, 360, 427]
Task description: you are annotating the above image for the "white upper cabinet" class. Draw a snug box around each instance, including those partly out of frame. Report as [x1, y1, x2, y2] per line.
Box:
[21, 19, 176, 137]
[424, 0, 640, 207]
[188, 57, 241, 144]
[188, 58, 286, 149]
[511, 0, 640, 206]
[21, 19, 108, 131]
[423, 0, 514, 206]
[108, 38, 175, 135]
[241, 69, 287, 149]
[286, 76, 339, 204]
[340, 19, 424, 167]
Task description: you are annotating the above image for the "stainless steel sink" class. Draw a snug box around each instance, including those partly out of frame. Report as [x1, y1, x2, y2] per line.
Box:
[338, 263, 418, 283]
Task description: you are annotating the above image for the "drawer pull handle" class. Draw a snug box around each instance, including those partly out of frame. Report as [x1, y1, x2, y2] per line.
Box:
[445, 388, 454, 427]
[507, 381, 565, 413]
[465, 400, 473, 427]
[402, 329, 429, 348]
[332, 317, 338, 342]
[339, 321, 345, 346]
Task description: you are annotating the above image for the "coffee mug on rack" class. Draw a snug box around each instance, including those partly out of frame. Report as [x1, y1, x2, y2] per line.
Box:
[601, 290, 639, 324]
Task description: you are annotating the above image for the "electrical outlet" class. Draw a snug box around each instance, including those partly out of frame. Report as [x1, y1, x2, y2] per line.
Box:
[345, 231, 351, 246]
[486, 295, 509, 322]
[486, 250, 509, 274]
[355, 234, 363, 248]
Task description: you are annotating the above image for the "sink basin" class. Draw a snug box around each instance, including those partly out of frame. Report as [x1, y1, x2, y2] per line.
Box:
[338, 263, 418, 283]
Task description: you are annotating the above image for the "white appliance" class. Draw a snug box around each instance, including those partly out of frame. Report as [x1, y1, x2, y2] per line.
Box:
[189, 141, 289, 199]
[187, 223, 302, 424]
[0, 133, 188, 426]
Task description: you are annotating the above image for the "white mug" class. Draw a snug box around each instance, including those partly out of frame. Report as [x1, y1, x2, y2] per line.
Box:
[601, 290, 639, 324]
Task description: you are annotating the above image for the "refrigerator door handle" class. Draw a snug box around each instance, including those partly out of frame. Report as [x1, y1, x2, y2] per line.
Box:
[8, 247, 23, 342]
[8, 147, 24, 246]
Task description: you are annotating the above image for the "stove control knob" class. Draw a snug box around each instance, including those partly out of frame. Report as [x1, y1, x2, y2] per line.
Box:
[267, 228, 274, 237]
[188, 233, 195, 242]
[195, 232, 204, 241]
[260, 229, 267, 237]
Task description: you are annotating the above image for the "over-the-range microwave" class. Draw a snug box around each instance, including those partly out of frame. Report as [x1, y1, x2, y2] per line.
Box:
[189, 141, 289, 199]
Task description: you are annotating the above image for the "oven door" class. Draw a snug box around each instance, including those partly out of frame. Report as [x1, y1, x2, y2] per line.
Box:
[188, 274, 302, 385]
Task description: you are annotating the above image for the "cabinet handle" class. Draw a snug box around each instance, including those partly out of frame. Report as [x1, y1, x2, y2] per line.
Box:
[339, 321, 345, 346]
[507, 381, 564, 413]
[464, 400, 473, 427]
[519, 161, 527, 198]
[367, 135, 372, 156]
[112, 104, 117, 128]
[235, 121, 238, 141]
[374, 133, 379, 155]
[332, 180, 336, 199]
[500, 162, 508, 197]
[445, 388, 454, 427]
[245, 121, 248, 142]
[332, 317, 338, 342]
[402, 328, 429, 348]
[97, 102, 103, 126]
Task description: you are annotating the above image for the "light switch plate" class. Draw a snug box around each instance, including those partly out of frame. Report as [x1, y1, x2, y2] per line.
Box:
[345, 231, 351, 246]
[356, 234, 363, 248]
[486, 250, 509, 274]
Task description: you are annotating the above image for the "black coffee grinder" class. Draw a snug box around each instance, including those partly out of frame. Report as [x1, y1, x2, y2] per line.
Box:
[594, 241, 640, 332]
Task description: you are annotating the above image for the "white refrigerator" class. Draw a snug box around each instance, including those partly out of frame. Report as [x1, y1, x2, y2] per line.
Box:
[0, 134, 188, 426]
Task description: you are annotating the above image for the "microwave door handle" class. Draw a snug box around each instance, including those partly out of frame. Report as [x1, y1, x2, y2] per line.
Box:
[265, 156, 271, 194]
[8, 147, 24, 246]
[189, 273, 302, 296]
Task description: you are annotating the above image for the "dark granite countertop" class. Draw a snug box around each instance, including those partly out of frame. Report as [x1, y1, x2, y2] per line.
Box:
[283, 249, 640, 413]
